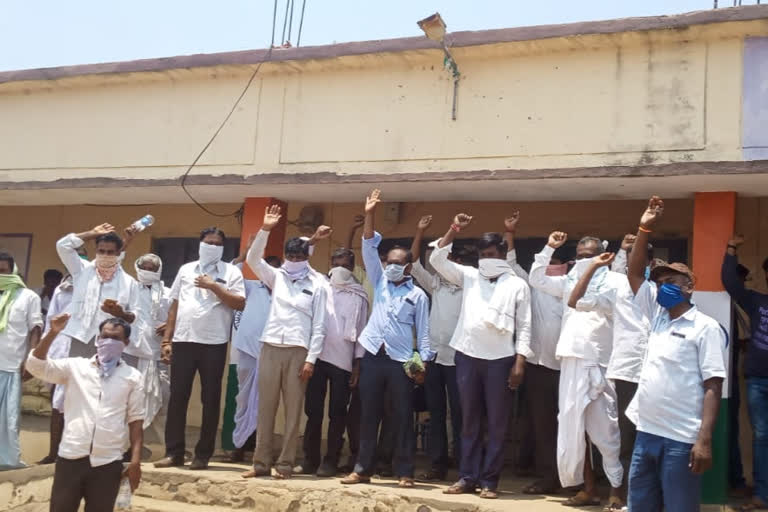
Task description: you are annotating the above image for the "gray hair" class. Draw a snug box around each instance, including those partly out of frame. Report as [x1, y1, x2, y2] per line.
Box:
[577, 236, 601, 248]
[136, 253, 162, 270]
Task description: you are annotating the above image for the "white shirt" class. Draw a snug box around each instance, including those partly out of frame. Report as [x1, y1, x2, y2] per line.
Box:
[126, 283, 172, 360]
[170, 260, 245, 345]
[574, 275, 651, 383]
[320, 282, 369, 372]
[507, 250, 562, 371]
[56, 234, 141, 344]
[0, 288, 42, 372]
[44, 283, 73, 360]
[246, 230, 327, 364]
[430, 242, 533, 361]
[626, 281, 727, 444]
[232, 279, 272, 360]
[411, 257, 462, 366]
[25, 353, 144, 467]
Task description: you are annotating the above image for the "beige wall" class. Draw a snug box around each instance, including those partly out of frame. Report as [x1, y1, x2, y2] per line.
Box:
[0, 22, 760, 195]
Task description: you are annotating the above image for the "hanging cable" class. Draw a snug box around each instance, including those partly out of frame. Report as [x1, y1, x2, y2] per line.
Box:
[281, 0, 290, 44]
[297, 0, 308, 47]
[270, 0, 278, 47]
[179, 1, 278, 218]
[287, 0, 295, 44]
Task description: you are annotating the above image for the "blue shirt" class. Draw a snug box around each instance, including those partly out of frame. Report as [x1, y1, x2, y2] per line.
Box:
[358, 232, 433, 363]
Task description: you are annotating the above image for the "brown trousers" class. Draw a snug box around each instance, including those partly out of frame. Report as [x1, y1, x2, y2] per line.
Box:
[253, 343, 308, 473]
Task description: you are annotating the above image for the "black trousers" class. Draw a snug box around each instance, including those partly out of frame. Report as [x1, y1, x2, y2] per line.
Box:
[303, 359, 352, 469]
[345, 387, 394, 468]
[165, 341, 228, 460]
[354, 349, 414, 478]
[425, 362, 462, 471]
[50, 457, 123, 512]
[614, 378, 638, 487]
[523, 362, 560, 484]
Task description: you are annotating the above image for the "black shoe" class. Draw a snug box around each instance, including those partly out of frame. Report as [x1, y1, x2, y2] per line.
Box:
[188, 458, 209, 470]
[154, 456, 185, 468]
[316, 462, 337, 478]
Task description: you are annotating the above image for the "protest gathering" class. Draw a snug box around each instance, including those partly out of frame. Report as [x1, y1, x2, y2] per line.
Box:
[0, 191, 756, 512]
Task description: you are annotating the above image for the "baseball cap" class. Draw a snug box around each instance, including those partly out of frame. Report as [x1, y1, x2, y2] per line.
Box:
[650, 261, 696, 285]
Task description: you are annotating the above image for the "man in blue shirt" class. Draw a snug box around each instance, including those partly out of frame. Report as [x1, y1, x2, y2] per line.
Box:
[341, 189, 433, 489]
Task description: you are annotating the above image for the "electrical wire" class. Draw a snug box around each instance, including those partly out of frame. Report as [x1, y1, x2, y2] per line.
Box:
[179, 0, 278, 218]
[297, 0, 308, 47]
[287, 0, 295, 44]
[281, 0, 290, 44]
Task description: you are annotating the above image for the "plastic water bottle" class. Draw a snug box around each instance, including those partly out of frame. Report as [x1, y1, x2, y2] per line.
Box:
[130, 214, 155, 233]
[115, 472, 132, 510]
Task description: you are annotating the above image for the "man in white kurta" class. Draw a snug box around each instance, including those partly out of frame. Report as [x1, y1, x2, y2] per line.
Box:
[529, 232, 624, 504]
[123, 254, 172, 447]
[0, 253, 43, 469]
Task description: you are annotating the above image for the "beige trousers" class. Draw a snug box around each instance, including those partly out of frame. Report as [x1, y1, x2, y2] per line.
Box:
[253, 343, 308, 473]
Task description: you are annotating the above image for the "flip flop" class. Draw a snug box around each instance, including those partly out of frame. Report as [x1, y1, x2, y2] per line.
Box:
[563, 490, 601, 507]
[604, 496, 625, 511]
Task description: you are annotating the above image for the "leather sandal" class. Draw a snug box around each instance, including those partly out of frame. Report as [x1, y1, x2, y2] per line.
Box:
[340, 472, 371, 485]
[443, 481, 475, 495]
[564, 490, 601, 507]
[398, 478, 415, 488]
[479, 487, 499, 499]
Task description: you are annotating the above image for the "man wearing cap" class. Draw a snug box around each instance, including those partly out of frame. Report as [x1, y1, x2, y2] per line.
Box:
[624, 196, 726, 511]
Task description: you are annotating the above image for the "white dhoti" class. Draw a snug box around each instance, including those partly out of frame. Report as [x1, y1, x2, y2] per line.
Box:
[122, 354, 170, 442]
[0, 370, 23, 468]
[233, 350, 259, 449]
[557, 356, 623, 489]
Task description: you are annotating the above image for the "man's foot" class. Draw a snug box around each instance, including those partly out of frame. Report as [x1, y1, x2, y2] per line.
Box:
[522, 479, 561, 495]
[563, 490, 601, 507]
[316, 462, 337, 478]
[273, 468, 292, 479]
[443, 480, 476, 495]
[479, 487, 499, 499]
[417, 468, 446, 482]
[398, 477, 415, 488]
[741, 497, 768, 511]
[241, 466, 271, 479]
[36, 455, 57, 465]
[340, 472, 371, 485]
[228, 448, 246, 463]
[188, 458, 209, 470]
[154, 456, 185, 468]
[299, 464, 318, 475]
[603, 495, 625, 511]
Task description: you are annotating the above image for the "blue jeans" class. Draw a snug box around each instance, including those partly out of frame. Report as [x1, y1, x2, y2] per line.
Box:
[747, 377, 768, 502]
[628, 431, 700, 512]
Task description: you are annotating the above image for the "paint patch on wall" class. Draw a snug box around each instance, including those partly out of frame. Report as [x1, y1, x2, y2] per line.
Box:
[743, 37, 768, 161]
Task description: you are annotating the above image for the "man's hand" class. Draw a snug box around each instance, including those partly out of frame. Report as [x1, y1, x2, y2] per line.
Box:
[729, 234, 745, 248]
[417, 215, 433, 231]
[194, 274, 215, 290]
[161, 343, 172, 364]
[90, 223, 116, 237]
[125, 461, 142, 492]
[592, 252, 616, 268]
[262, 205, 283, 231]
[365, 189, 381, 214]
[504, 211, 521, 233]
[640, 196, 664, 229]
[548, 231, 568, 249]
[154, 322, 166, 337]
[123, 226, 138, 247]
[413, 369, 426, 386]
[101, 300, 126, 317]
[349, 363, 360, 389]
[453, 213, 473, 229]
[351, 215, 365, 229]
[508, 358, 525, 390]
[621, 234, 636, 252]
[689, 438, 713, 474]
[310, 225, 333, 244]
[49, 313, 71, 334]
[299, 362, 315, 382]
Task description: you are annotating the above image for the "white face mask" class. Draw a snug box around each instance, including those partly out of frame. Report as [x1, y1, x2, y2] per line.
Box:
[136, 268, 162, 285]
[384, 263, 407, 282]
[329, 266, 355, 286]
[282, 260, 310, 280]
[199, 242, 223, 267]
[478, 258, 512, 279]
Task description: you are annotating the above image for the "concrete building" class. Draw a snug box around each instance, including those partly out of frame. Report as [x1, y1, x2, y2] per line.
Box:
[2, 4, 768, 502]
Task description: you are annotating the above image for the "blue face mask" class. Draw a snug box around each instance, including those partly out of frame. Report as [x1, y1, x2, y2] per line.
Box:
[644, 266, 651, 280]
[656, 283, 687, 309]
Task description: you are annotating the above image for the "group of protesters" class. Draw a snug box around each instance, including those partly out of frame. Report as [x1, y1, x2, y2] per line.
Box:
[3, 191, 763, 511]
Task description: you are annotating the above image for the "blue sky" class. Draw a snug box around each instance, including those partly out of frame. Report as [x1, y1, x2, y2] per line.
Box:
[0, 0, 727, 71]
